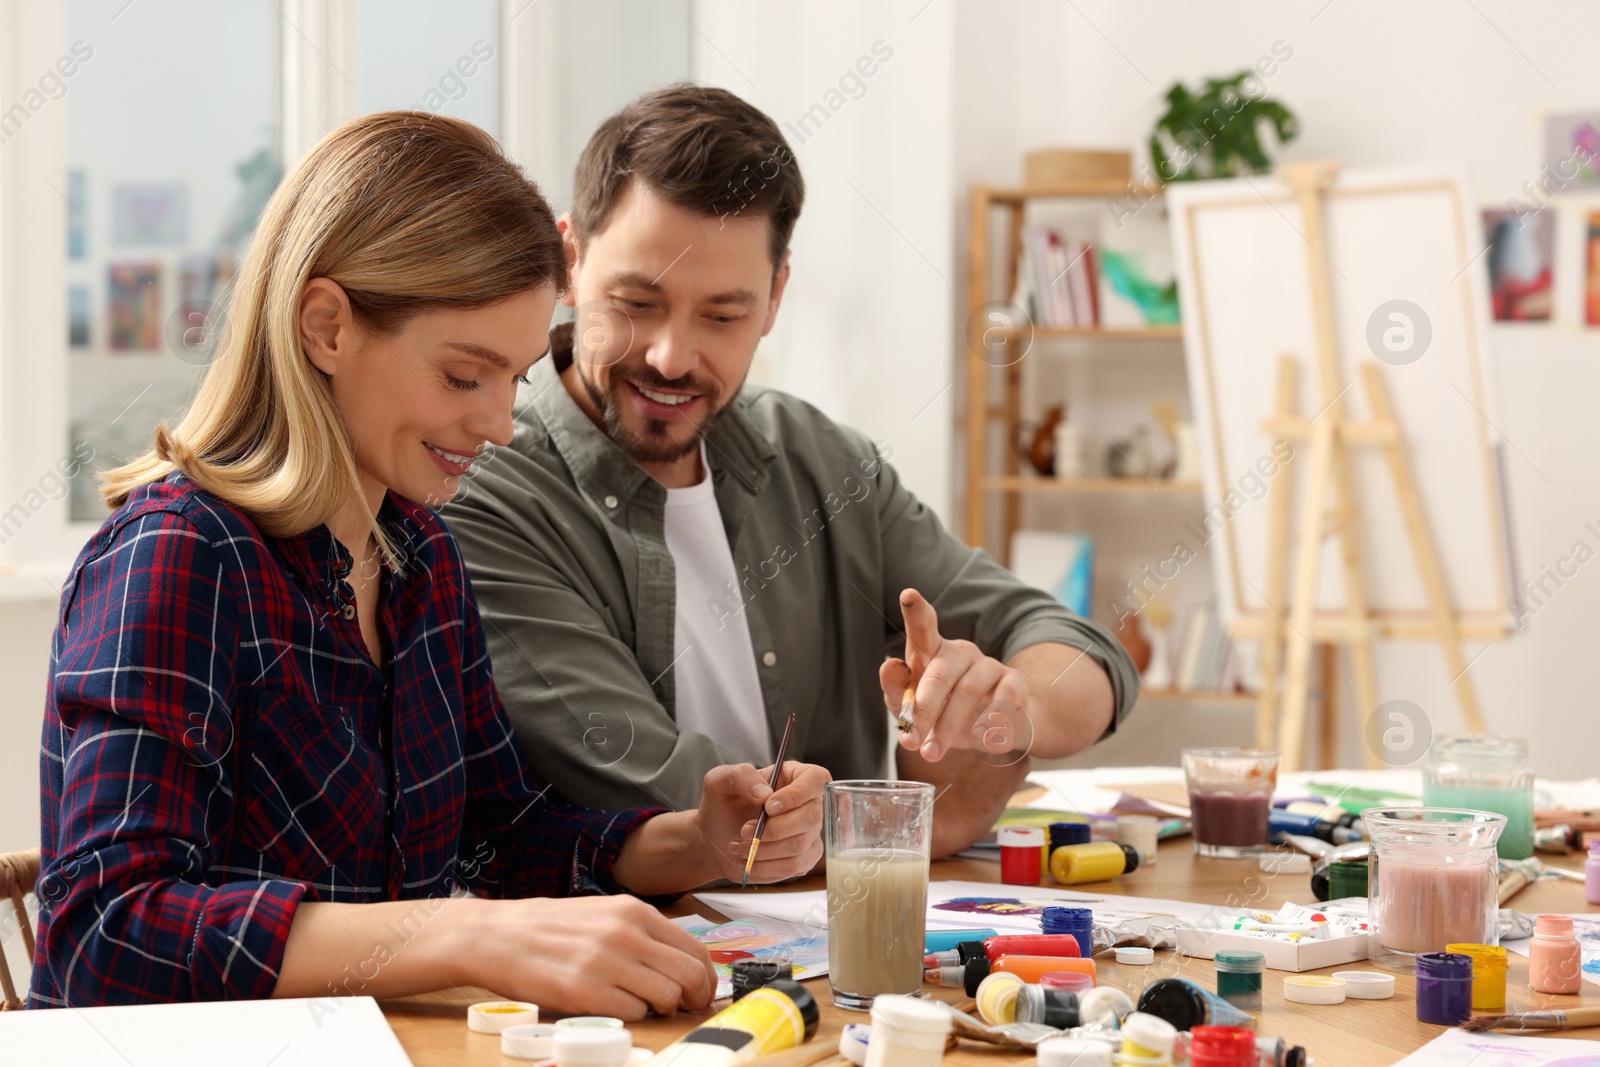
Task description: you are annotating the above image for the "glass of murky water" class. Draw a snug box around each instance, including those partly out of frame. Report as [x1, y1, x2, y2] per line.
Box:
[824, 780, 935, 1010]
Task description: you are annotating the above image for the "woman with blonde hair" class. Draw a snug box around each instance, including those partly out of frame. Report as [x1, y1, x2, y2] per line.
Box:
[32, 111, 826, 1016]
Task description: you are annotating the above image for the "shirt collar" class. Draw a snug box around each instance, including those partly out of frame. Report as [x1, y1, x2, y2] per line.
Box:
[530, 322, 777, 509]
[275, 492, 415, 593]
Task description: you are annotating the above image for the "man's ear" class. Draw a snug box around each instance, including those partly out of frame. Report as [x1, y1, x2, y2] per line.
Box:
[300, 278, 355, 377]
[556, 213, 580, 309]
[760, 250, 792, 337]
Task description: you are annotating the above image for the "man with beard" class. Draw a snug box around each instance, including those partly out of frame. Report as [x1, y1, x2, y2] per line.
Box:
[442, 85, 1138, 858]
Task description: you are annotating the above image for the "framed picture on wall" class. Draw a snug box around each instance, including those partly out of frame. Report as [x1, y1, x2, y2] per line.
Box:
[1483, 208, 1553, 321]
[107, 264, 160, 351]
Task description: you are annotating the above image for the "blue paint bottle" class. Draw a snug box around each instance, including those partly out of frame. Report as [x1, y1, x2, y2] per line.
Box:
[1040, 905, 1095, 958]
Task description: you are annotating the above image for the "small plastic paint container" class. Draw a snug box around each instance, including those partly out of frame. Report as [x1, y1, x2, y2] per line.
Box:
[866, 995, 951, 1067]
[1283, 975, 1345, 1005]
[1120, 1012, 1178, 1061]
[1036, 1037, 1113, 1067]
[1326, 859, 1369, 900]
[553, 1026, 633, 1067]
[468, 1000, 539, 1033]
[730, 958, 795, 1000]
[1115, 946, 1155, 966]
[1213, 950, 1265, 1011]
[1117, 815, 1160, 867]
[1015, 984, 1083, 1028]
[556, 1017, 626, 1030]
[925, 928, 998, 953]
[1330, 971, 1395, 1000]
[1041, 906, 1096, 958]
[1445, 943, 1507, 1011]
[1000, 826, 1046, 885]
[975, 970, 1026, 1025]
[1189, 1026, 1258, 1067]
[1257, 852, 1311, 875]
[1050, 821, 1093, 852]
[1414, 951, 1473, 1025]
[1077, 986, 1135, 1028]
[838, 1023, 872, 1067]
[502, 1024, 561, 1061]
[1041, 971, 1095, 993]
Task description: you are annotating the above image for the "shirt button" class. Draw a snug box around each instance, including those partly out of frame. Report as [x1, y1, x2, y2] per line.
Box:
[603, 495, 619, 509]
[762, 650, 777, 667]
[341, 604, 356, 620]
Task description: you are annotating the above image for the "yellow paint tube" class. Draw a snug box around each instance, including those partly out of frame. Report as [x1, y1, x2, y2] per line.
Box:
[636, 980, 819, 1067]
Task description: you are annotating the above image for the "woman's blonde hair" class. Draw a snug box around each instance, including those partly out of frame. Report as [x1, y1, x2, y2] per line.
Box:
[101, 111, 566, 563]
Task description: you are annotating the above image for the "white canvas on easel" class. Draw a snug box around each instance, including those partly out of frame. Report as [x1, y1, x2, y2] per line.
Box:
[1166, 164, 1513, 638]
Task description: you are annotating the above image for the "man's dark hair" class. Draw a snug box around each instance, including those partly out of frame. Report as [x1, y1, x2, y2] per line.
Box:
[572, 83, 804, 265]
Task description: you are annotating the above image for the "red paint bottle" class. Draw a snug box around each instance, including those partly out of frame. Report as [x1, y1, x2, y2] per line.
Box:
[998, 826, 1044, 885]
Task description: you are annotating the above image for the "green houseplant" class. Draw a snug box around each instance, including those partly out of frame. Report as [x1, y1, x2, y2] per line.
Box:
[1149, 71, 1298, 182]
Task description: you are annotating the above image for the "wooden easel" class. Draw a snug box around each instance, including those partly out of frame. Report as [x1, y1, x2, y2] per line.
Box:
[1252, 162, 1488, 772]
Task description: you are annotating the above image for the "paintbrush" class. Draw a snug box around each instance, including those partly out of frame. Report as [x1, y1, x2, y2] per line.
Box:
[742, 712, 797, 887]
[896, 680, 916, 733]
[1462, 1006, 1600, 1032]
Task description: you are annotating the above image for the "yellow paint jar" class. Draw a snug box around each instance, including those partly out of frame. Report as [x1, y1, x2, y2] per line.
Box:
[1446, 943, 1508, 1011]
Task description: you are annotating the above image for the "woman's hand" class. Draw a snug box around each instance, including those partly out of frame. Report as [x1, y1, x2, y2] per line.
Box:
[473, 895, 716, 1019]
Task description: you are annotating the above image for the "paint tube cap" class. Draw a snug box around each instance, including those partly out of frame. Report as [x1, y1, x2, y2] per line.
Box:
[999, 826, 1046, 846]
[469, 1001, 539, 1033]
[838, 1023, 872, 1067]
[1120, 1012, 1178, 1057]
[1259, 852, 1311, 874]
[1331, 971, 1395, 999]
[1283, 975, 1346, 1004]
[1115, 946, 1155, 965]
[553, 1027, 633, 1067]
[1036, 1036, 1113, 1067]
[502, 1024, 560, 1061]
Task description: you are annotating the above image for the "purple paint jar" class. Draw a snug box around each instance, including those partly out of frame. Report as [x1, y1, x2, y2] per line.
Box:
[1415, 952, 1473, 1025]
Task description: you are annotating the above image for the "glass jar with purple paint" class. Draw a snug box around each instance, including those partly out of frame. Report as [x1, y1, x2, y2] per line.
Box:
[1414, 951, 1473, 1025]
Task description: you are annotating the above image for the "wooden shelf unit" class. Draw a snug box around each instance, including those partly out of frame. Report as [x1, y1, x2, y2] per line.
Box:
[963, 180, 1183, 558]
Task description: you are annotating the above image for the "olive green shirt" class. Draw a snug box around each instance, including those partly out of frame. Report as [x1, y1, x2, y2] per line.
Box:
[442, 325, 1139, 812]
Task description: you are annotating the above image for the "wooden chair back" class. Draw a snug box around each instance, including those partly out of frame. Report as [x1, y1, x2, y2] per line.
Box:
[0, 848, 40, 1010]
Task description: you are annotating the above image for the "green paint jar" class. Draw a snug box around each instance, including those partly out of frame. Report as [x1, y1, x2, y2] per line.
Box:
[1328, 859, 1369, 900]
[1214, 950, 1265, 1011]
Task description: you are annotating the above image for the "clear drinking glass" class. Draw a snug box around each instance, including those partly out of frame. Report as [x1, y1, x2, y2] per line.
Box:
[1363, 807, 1505, 972]
[1181, 748, 1280, 857]
[1421, 735, 1535, 859]
[824, 780, 935, 1010]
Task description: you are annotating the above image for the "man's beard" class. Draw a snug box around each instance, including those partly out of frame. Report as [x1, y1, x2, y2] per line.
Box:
[578, 363, 734, 465]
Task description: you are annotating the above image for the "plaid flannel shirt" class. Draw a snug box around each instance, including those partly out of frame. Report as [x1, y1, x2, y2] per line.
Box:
[31, 475, 663, 1007]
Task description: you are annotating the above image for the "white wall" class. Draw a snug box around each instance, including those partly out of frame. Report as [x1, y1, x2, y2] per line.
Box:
[987, 0, 1600, 774]
[692, 0, 957, 522]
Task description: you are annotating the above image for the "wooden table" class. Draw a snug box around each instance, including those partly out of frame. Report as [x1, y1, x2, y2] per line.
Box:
[382, 842, 1599, 1066]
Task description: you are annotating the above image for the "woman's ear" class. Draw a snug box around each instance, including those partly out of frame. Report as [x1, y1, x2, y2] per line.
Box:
[300, 278, 355, 376]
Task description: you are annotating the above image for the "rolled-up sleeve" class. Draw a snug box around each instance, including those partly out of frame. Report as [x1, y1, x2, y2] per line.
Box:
[35, 509, 304, 1006]
[868, 443, 1140, 736]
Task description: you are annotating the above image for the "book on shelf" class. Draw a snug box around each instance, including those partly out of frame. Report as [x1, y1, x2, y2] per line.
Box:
[1169, 603, 1253, 695]
[1016, 226, 1100, 328]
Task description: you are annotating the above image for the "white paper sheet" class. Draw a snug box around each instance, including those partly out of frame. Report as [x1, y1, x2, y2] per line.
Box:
[1391, 1028, 1600, 1066]
[0, 995, 413, 1066]
[696, 879, 1219, 937]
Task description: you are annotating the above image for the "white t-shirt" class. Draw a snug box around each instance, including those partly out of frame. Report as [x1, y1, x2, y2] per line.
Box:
[662, 455, 772, 765]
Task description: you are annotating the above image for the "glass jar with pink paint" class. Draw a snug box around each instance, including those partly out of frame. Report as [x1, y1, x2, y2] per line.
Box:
[1181, 748, 1280, 858]
[1363, 807, 1505, 972]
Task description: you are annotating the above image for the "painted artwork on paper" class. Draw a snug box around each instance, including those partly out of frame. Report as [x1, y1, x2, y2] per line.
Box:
[678, 917, 829, 999]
